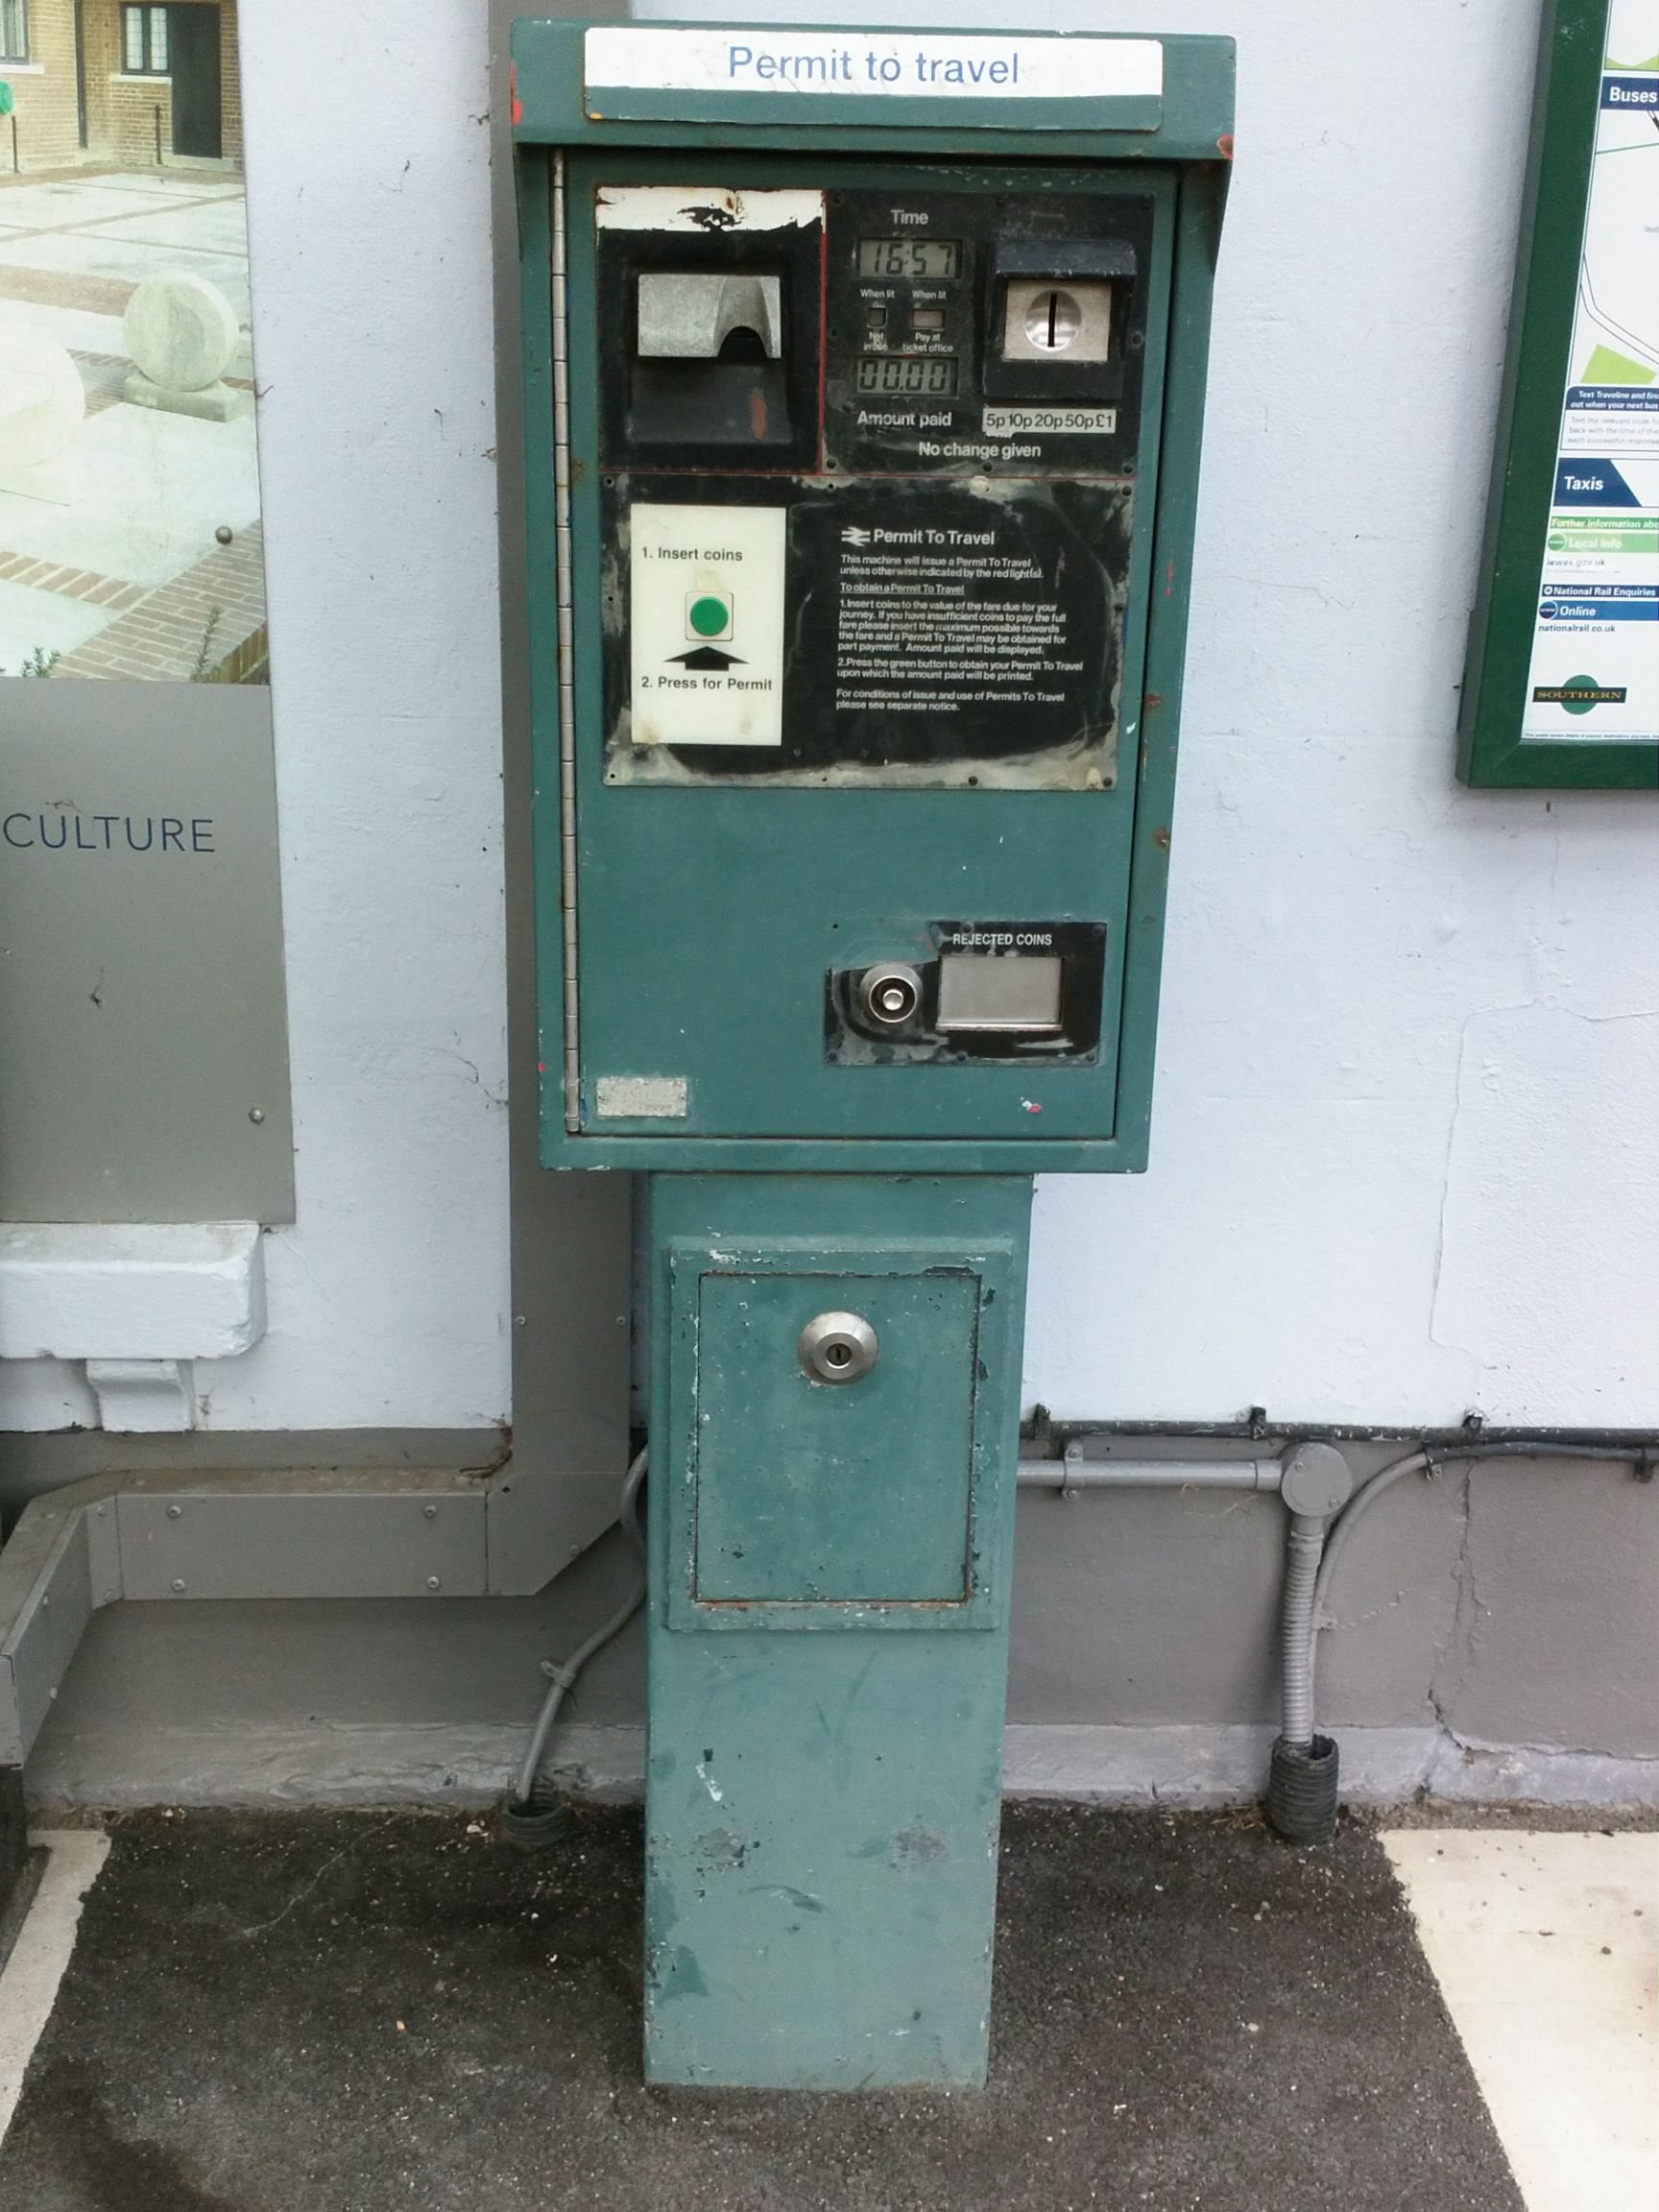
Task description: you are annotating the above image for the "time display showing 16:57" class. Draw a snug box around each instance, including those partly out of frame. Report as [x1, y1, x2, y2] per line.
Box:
[856, 237, 962, 279]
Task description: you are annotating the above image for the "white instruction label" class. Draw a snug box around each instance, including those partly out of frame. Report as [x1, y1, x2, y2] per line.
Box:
[587, 30, 1163, 105]
[630, 505, 786, 748]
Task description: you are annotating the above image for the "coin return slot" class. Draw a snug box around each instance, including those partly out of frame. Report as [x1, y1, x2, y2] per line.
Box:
[936, 953, 1064, 1034]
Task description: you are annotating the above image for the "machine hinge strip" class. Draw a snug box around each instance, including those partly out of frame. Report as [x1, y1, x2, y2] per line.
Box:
[551, 149, 581, 1133]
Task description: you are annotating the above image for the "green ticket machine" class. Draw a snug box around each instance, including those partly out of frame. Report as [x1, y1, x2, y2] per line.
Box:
[508, 12, 1233, 2088]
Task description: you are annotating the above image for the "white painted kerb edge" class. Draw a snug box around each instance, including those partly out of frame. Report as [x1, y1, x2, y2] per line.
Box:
[0, 1831, 110, 2150]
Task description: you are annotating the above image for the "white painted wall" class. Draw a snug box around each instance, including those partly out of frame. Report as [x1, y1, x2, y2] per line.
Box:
[1, 0, 513, 1436]
[199, 0, 514, 1431]
[1011, 0, 1659, 1424]
[6, 0, 1654, 1437]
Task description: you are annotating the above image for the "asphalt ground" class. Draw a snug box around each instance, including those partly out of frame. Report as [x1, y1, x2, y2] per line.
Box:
[0, 1802, 1522, 2212]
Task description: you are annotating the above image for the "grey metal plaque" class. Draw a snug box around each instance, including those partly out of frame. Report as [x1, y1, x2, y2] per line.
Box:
[0, 680, 294, 1222]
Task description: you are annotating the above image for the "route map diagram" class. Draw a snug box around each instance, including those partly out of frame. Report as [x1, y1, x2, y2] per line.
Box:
[1522, 0, 1658, 745]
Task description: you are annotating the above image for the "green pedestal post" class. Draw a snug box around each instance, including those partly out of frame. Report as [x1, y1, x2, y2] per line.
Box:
[643, 1173, 1032, 2089]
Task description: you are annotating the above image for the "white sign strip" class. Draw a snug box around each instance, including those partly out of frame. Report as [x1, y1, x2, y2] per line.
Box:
[586, 29, 1163, 105]
[595, 184, 825, 234]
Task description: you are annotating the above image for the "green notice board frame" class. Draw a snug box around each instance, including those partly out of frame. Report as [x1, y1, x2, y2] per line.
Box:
[1458, 0, 1658, 790]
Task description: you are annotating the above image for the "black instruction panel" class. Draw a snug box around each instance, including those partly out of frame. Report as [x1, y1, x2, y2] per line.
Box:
[595, 180, 1156, 791]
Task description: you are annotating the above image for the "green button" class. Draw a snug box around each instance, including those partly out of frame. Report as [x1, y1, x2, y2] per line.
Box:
[688, 593, 731, 637]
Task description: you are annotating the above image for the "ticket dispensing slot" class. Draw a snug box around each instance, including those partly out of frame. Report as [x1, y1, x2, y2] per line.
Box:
[596, 187, 824, 463]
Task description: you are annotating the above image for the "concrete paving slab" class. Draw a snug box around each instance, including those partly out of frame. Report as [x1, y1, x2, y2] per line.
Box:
[0, 1805, 1523, 2212]
[0, 581, 118, 670]
[1384, 1830, 1659, 2212]
[0, 184, 184, 228]
[0, 299, 131, 354]
[80, 203, 251, 259]
[0, 404, 259, 593]
[0, 234, 251, 319]
[72, 177, 246, 203]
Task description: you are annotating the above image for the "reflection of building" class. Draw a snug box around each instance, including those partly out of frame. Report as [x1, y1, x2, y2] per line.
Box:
[0, 1, 242, 174]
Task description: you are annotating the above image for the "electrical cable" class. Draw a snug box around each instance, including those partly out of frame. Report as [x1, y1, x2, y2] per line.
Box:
[1307, 1439, 1640, 1705]
[1266, 1438, 1643, 1844]
[501, 1446, 647, 1846]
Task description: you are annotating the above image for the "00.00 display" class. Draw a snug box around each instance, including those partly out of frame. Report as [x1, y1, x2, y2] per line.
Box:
[854, 354, 958, 396]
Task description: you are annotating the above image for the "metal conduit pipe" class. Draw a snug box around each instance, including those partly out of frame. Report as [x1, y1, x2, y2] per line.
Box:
[1014, 1434, 1654, 1843]
[1019, 1440, 1356, 1843]
[1017, 1452, 1283, 1492]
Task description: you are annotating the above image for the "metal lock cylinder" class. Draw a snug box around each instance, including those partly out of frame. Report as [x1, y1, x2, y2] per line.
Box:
[797, 1310, 878, 1385]
[857, 963, 923, 1029]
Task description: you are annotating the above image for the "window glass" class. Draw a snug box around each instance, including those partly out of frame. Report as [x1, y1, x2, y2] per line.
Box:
[0, 0, 270, 686]
[0, 0, 26, 65]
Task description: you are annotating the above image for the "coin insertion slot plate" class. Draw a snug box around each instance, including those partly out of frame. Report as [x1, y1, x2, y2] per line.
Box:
[1000, 278, 1115, 364]
[936, 952, 1064, 1034]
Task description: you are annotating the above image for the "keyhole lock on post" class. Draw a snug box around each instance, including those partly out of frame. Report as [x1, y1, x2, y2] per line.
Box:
[857, 962, 923, 1029]
[798, 1310, 879, 1385]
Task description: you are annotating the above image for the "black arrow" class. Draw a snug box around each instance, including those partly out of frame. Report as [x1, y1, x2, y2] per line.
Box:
[667, 645, 746, 671]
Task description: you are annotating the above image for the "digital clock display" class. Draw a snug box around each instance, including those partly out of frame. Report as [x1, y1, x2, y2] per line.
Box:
[857, 237, 963, 279]
[854, 355, 959, 397]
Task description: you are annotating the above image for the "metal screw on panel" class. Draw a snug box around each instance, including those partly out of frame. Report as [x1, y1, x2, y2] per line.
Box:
[249, 1107, 265, 1124]
[167, 1503, 182, 1519]
[215, 525, 233, 544]
[172, 1578, 186, 1593]
[422, 1504, 438, 1520]
[425, 1575, 442, 1591]
[798, 1310, 878, 1386]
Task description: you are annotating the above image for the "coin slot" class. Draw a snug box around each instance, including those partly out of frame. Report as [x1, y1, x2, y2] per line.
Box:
[1000, 278, 1114, 366]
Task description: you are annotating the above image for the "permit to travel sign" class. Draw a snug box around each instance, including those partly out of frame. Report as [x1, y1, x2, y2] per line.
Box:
[1459, 0, 1659, 787]
[584, 29, 1164, 127]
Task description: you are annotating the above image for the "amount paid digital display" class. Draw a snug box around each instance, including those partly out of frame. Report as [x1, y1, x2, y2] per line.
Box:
[854, 354, 959, 395]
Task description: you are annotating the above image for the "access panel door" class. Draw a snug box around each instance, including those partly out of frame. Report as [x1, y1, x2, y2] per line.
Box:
[662, 1236, 1019, 1633]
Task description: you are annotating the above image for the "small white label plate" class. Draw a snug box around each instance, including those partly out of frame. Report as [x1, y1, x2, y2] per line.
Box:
[595, 1075, 688, 1120]
[982, 405, 1118, 437]
[586, 30, 1163, 105]
[630, 505, 786, 749]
